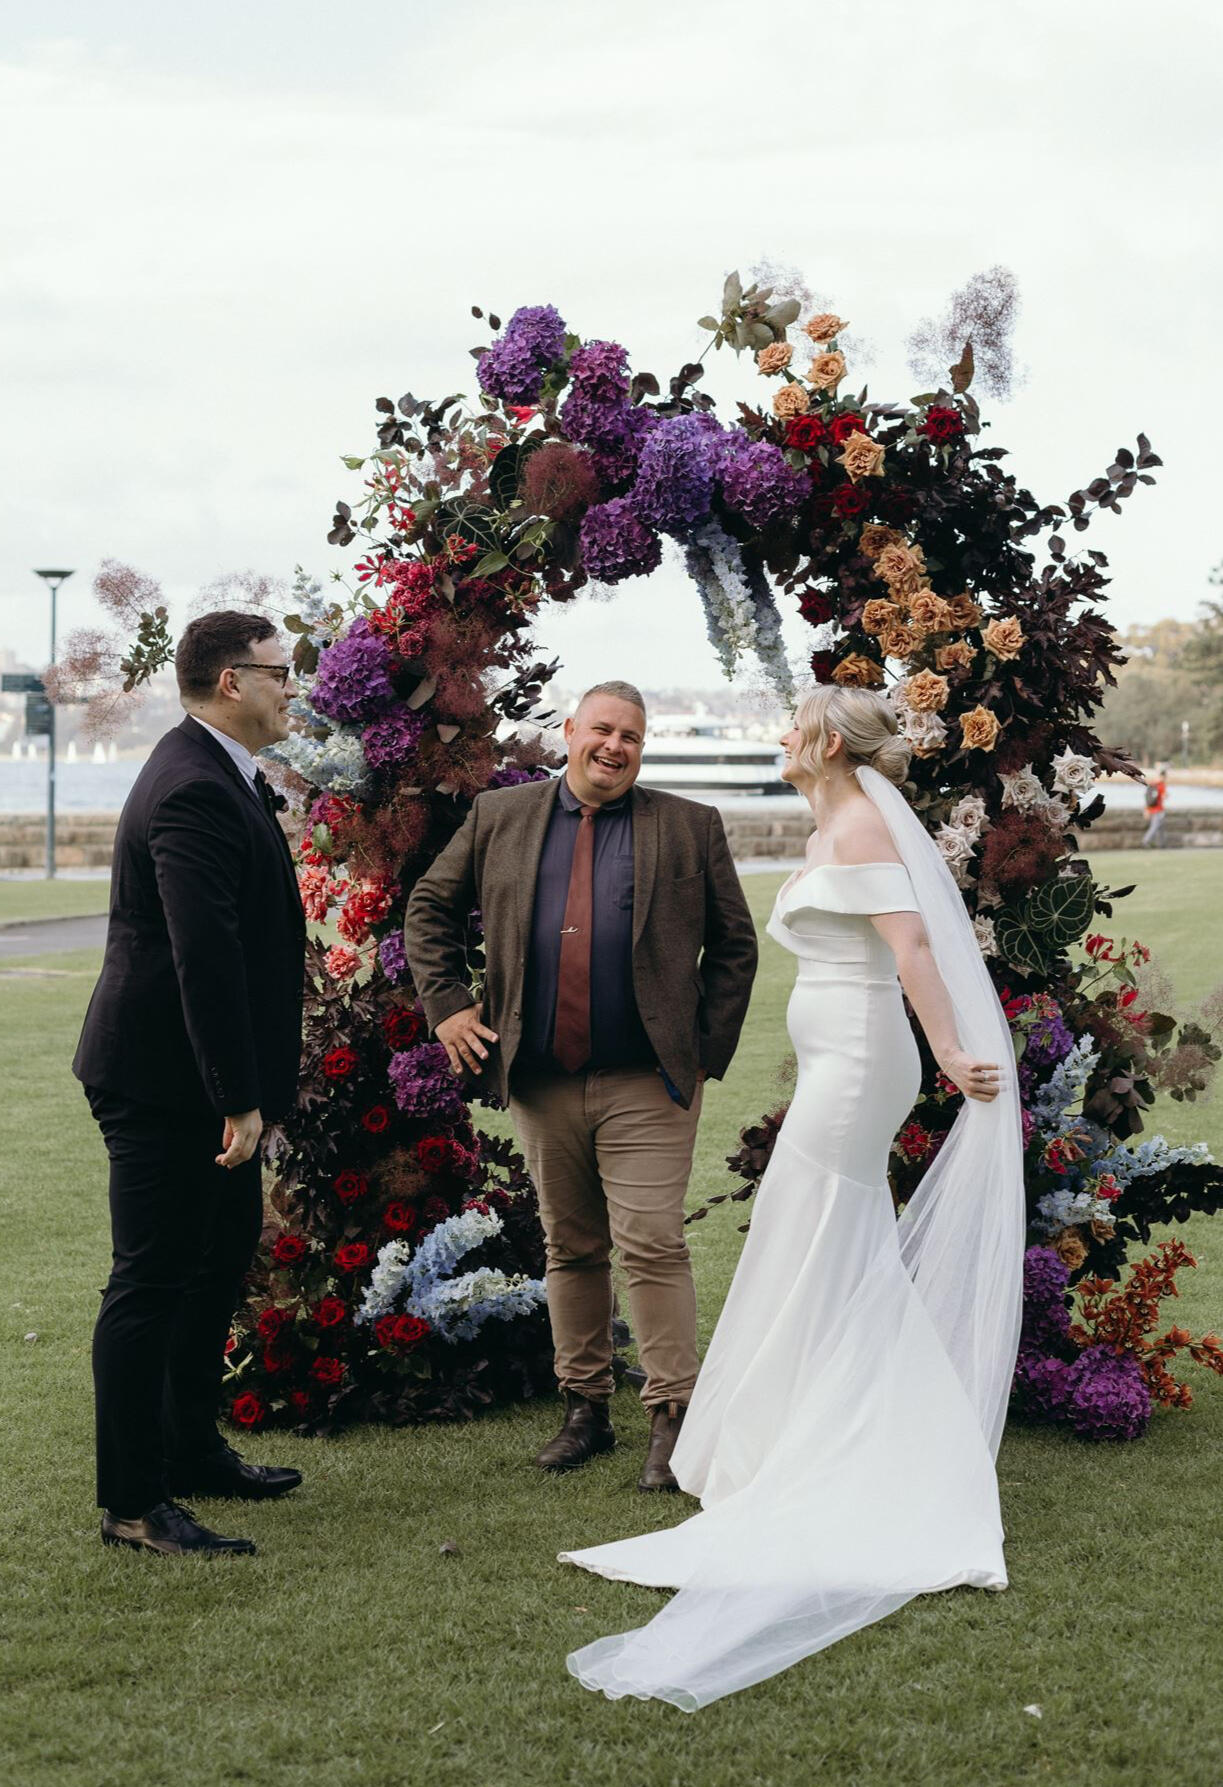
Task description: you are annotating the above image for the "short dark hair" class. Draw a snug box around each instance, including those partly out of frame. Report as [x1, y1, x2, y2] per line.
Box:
[176, 611, 278, 700]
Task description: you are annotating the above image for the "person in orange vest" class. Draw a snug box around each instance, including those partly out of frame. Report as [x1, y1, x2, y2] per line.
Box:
[1142, 763, 1169, 848]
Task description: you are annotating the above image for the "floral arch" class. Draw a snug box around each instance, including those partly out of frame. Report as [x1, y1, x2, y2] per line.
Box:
[177, 272, 1221, 1442]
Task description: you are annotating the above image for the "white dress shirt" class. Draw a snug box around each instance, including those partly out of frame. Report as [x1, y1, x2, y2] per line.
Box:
[190, 716, 260, 792]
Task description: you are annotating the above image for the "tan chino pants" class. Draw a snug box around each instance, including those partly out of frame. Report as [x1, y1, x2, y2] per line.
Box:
[509, 1066, 703, 1408]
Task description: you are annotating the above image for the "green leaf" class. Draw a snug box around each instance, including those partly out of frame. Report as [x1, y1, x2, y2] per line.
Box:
[697, 315, 719, 331]
[995, 876, 1097, 976]
[340, 454, 366, 470]
[722, 270, 743, 313]
[472, 550, 510, 576]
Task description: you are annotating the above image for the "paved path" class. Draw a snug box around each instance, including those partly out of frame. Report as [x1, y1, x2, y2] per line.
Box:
[0, 914, 109, 958]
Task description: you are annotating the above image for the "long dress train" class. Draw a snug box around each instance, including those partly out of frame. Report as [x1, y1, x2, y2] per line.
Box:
[560, 767, 1025, 1710]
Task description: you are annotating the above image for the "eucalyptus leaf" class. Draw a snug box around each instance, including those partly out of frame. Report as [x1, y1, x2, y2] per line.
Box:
[722, 270, 743, 313]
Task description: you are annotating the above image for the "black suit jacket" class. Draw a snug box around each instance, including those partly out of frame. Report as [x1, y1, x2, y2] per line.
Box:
[73, 717, 306, 1120]
[404, 778, 758, 1108]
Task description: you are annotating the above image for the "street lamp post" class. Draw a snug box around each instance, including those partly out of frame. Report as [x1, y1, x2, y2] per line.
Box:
[33, 568, 75, 879]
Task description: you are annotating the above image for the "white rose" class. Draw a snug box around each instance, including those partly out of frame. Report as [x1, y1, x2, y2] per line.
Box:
[950, 794, 988, 835]
[972, 915, 998, 956]
[1050, 747, 1096, 802]
[1000, 765, 1044, 811]
[935, 821, 979, 886]
[900, 709, 947, 755]
[1036, 793, 1074, 830]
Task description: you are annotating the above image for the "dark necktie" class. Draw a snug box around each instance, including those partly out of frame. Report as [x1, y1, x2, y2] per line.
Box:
[253, 769, 277, 819]
[552, 804, 598, 1073]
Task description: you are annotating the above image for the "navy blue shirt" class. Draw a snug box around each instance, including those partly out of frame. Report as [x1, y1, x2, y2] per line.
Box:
[520, 777, 653, 1072]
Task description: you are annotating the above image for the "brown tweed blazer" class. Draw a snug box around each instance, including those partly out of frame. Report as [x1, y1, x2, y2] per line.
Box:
[403, 777, 758, 1108]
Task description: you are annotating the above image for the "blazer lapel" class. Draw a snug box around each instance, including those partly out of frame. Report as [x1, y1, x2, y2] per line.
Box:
[631, 784, 658, 947]
[179, 718, 300, 904]
[514, 777, 562, 945]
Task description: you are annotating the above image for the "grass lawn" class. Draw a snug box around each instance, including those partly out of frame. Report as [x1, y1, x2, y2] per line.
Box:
[1, 851, 1220, 1786]
[0, 878, 112, 926]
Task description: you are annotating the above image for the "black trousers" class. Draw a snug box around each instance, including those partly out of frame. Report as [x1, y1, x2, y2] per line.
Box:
[85, 1086, 263, 1516]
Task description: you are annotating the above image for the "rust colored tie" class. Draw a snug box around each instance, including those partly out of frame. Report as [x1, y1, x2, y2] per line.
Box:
[552, 804, 598, 1073]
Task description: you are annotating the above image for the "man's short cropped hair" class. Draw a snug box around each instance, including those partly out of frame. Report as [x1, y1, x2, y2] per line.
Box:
[576, 679, 647, 720]
[175, 611, 278, 701]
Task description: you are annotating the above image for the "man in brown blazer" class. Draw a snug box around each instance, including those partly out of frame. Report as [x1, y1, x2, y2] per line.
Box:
[405, 681, 757, 1489]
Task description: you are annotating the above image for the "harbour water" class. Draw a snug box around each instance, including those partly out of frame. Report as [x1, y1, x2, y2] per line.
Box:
[1, 757, 1221, 814]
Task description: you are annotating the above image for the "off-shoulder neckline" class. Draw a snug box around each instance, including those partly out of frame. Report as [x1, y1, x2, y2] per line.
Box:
[791, 860, 907, 877]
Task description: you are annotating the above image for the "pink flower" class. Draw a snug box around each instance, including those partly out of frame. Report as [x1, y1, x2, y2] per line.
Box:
[325, 944, 362, 981]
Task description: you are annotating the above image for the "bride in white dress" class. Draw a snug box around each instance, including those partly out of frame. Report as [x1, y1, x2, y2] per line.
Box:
[560, 685, 1025, 1710]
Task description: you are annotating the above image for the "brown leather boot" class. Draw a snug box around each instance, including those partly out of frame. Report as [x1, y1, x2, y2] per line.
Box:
[534, 1391, 616, 1473]
[638, 1399, 687, 1492]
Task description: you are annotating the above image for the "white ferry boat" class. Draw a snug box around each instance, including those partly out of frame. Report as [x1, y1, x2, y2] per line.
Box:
[638, 713, 788, 795]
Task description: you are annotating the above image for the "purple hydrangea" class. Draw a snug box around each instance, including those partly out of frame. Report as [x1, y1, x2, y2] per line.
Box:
[1025, 1004, 1076, 1069]
[559, 340, 631, 439]
[579, 497, 663, 585]
[1021, 1106, 1037, 1151]
[478, 304, 567, 405]
[587, 407, 657, 487]
[719, 432, 810, 530]
[487, 766, 550, 789]
[361, 706, 427, 770]
[1012, 1349, 1073, 1421]
[310, 617, 396, 725]
[378, 931, 409, 984]
[1020, 1245, 1073, 1356]
[631, 413, 725, 537]
[389, 1042, 465, 1120]
[1063, 1346, 1151, 1440]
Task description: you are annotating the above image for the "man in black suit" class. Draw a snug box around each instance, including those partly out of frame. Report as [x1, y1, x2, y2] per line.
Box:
[74, 612, 307, 1556]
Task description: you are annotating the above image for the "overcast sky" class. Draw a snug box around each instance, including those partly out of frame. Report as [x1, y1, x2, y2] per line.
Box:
[2, 0, 1219, 693]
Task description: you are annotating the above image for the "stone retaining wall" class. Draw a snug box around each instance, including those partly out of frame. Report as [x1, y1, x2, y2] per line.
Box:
[1, 803, 1220, 873]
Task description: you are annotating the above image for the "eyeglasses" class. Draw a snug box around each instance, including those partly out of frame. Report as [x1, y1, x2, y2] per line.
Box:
[229, 663, 292, 686]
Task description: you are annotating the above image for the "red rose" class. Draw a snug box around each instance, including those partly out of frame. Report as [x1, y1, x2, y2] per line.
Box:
[383, 1009, 423, 1051]
[333, 1241, 372, 1273]
[832, 485, 870, 518]
[288, 1389, 311, 1413]
[362, 1105, 391, 1134]
[262, 1344, 292, 1375]
[333, 1168, 369, 1205]
[231, 1391, 267, 1428]
[462, 1198, 491, 1216]
[798, 591, 835, 626]
[310, 1355, 346, 1386]
[375, 1313, 431, 1351]
[271, 1233, 309, 1266]
[256, 1306, 293, 1341]
[809, 651, 835, 682]
[918, 404, 964, 442]
[828, 412, 866, 445]
[415, 1134, 452, 1172]
[784, 415, 827, 453]
[383, 1201, 418, 1236]
[420, 1195, 450, 1228]
[323, 1047, 359, 1080]
[313, 1296, 348, 1329]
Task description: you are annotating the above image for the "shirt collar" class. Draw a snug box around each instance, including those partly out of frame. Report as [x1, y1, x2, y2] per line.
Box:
[559, 775, 629, 816]
[192, 716, 259, 787]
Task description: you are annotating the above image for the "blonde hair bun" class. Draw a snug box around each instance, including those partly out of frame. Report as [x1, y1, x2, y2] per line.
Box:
[792, 684, 911, 787]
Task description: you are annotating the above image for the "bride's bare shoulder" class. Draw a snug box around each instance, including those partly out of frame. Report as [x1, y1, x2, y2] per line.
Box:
[831, 801, 903, 867]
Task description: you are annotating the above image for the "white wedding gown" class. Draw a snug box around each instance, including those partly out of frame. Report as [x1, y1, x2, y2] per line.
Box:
[560, 768, 1025, 1710]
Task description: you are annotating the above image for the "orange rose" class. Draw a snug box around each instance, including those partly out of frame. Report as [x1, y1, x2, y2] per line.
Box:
[804, 313, 848, 343]
[878, 621, 919, 660]
[947, 592, 982, 629]
[772, 382, 811, 418]
[1053, 1228, 1089, 1271]
[859, 524, 906, 560]
[836, 430, 886, 483]
[936, 641, 977, 673]
[907, 590, 954, 634]
[959, 705, 1001, 752]
[905, 669, 950, 712]
[873, 543, 928, 599]
[807, 351, 847, 391]
[860, 598, 900, 636]
[756, 343, 793, 375]
[982, 616, 1025, 660]
[831, 652, 884, 689]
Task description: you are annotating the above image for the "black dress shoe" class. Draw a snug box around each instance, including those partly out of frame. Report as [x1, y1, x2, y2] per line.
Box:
[535, 1391, 616, 1473]
[101, 1501, 256, 1557]
[169, 1442, 303, 1501]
